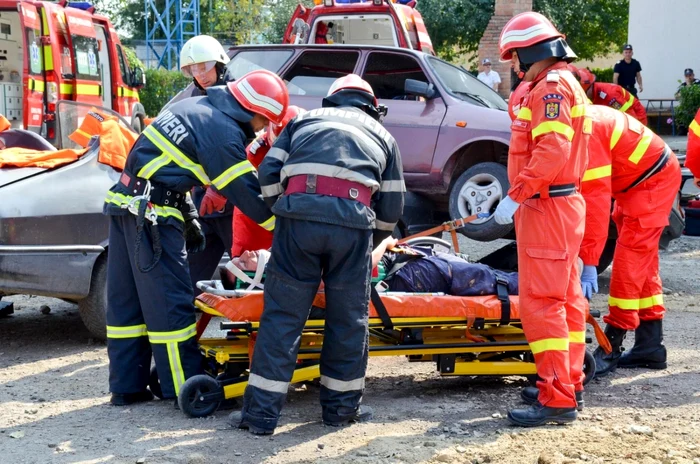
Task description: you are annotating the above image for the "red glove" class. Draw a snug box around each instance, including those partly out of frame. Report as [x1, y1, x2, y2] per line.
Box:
[199, 187, 227, 216]
[246, 133, 271, 167]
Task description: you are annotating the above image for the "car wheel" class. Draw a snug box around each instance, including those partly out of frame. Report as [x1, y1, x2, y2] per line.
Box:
[131, 115, 143, 134]
[78, 252, 108, 340]
[596, 239, 616, 275]
[448, 162, 513, 242]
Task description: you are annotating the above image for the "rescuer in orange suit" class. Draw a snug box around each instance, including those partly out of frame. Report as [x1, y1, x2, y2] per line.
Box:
[570, 66, 648, 126]
[576, 105, 681, 376]
[230, 105, 305, 257]
[686, 108, 700, 187]
[495, 12, 591, 427]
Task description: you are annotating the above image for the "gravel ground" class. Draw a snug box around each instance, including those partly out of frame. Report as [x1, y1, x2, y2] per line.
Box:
[1, 235, 699, 464]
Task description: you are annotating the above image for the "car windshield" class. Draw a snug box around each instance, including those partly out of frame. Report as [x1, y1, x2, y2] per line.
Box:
[226, 49, 294, 80]
[427, 57, 507, 111]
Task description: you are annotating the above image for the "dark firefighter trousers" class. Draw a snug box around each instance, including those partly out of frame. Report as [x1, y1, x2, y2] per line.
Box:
[241, 217, 373, 431]
[187, 213, 233, 297]
[106, 214, 203, 399]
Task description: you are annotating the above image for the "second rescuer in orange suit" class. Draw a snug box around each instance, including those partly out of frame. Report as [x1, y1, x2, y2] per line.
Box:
[496, 12, 591, 427]
[230, 106, 304, 257]
[569, 66, 647, 126]
[686, 108, 700, 186]
[581, 105, 680, 376]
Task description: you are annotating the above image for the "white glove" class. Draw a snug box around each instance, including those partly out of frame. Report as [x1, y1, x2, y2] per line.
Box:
[493, 196, 520, 225]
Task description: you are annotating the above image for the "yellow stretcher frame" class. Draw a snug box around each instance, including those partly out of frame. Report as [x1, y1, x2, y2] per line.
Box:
[172, 299, 575, 417]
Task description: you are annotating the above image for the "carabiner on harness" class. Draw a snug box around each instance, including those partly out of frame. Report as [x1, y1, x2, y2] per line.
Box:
[121, 180, 163, 273]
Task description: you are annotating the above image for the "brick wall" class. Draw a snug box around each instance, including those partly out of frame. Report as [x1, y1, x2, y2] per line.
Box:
[478, 0, 533, 99]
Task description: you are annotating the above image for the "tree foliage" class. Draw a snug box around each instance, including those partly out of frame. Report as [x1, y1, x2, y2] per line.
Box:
[417, 0, 494, 61]
[533, 0, 629, 61]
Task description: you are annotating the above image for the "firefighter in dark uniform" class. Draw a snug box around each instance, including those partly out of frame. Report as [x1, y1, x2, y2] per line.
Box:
[104, 70, 289, 405]
[179, 34, 236, 295]
[229, 74, 405, 434]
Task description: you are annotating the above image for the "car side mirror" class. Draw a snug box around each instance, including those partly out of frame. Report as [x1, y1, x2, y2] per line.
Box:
[131, 67, 146, 89]
[405, 79, 436, 99]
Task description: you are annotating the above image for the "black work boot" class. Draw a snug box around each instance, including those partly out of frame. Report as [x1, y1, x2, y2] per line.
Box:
[618, 320, 667, 369]
[228, 411, 274, 435]
[521, 387, 584, 411]
[592, 324, 627, 377]
[110, 390, 153, 406]
[507, 403, 577, 427]
[323, 405, 373, 427]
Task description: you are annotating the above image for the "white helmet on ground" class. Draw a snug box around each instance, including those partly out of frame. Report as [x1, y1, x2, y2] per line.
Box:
[180, 35, 229, 78]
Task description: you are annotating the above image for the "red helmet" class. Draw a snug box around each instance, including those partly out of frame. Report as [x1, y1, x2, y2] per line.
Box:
[327, 74, 378, 106]
[227, 70, 289, 125]
[508, 81, 532, 121]
[576, 68, 596, 92]
[499, 12, 565, 62]
[269, 105, 305, 143]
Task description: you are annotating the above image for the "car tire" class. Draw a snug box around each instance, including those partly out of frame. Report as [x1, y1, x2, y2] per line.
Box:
[448, 162, 513, 242]
[596, 239, 616, 275]
[131, 115, 143, 134]
[78, 252, 108, 340]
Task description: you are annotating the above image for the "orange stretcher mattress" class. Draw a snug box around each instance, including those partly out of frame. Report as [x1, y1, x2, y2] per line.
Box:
[196, 292, 521, 323]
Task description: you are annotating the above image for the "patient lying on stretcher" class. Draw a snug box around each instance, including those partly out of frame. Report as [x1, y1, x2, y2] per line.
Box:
[223, 236, 518, 296]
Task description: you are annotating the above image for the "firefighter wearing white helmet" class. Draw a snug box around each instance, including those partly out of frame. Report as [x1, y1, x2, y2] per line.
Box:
[180, 35, 230, 93]
[179, 35, 235, 298]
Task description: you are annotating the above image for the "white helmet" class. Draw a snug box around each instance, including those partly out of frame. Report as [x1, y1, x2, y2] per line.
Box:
[179, 35, 229, 77]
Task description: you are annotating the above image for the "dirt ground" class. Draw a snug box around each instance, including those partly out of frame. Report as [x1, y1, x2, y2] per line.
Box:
[1, 236, 699, 464]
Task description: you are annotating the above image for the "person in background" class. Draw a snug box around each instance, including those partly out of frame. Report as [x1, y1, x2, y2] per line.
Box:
[675, 68, 700, 98]
[179, 35, 236, 295]
[613, 44, 643, 96]
[477, 58, 501, 92]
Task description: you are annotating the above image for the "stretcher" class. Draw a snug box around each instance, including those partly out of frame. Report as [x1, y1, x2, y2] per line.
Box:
[168, 280, 604, 418]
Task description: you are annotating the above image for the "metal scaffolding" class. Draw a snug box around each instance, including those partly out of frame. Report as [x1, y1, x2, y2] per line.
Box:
[145, 0, 200, 70]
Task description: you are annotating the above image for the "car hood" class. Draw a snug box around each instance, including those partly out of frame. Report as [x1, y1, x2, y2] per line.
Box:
[0, 166, 48, 189]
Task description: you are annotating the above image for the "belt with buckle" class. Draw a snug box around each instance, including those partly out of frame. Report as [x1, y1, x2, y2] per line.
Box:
[285, 174, 372, 207]
[119, 171, 186, 210]
[530, 183, 577, 199]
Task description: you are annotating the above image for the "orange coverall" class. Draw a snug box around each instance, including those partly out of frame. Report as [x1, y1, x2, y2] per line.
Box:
[591, 82, 648, 126]
[230, 133, 274, 256]
[686, 108, 700, 179]
[508, 62, 591, 408]
[581, 105, 681, 330]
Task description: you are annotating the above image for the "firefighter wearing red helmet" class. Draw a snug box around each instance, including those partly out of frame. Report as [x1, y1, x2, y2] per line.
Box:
[103, 69, 288, 406]
[569, 65, 648, 125]
[495, 11, 591, 426]
[576, 105, 680, 377]
[231, 105, 306, 257]
[229, 74, 404, 435]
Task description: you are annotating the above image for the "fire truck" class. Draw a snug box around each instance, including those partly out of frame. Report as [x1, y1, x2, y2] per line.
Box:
[284, 0, 434, 55]
[0, 0, 145, 143]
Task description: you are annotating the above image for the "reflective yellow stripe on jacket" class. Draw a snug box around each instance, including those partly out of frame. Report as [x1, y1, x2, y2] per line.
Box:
[148, 323, 197, 395]
[582, 164, 612, 182]
[105, 191, 184, 222]
[690, 118, 700, 137]
[141, 125, 211, 185]
[619, 91, 635, 113]
[531, 121, 575, 141]
[211, 160, 256, 190]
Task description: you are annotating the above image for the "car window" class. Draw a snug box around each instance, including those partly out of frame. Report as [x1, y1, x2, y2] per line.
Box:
[226, 50, 294, 80]
[71, 34, 101, 81]
[362, 52, 429, 101]
[428, 56, 507, 111]
[116, 44, 129, 83]
[312, 15, 397, 47]
[282, 50, 359, 96]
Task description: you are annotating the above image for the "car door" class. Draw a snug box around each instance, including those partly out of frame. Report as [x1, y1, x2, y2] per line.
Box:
[280, 48, 362, 110]
[360, 50, 446, 173]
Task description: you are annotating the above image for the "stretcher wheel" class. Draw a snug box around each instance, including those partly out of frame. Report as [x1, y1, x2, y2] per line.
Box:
[148, 366, 164, 400]
[178, 375, 222, 418]
[582, 350, 596, 386]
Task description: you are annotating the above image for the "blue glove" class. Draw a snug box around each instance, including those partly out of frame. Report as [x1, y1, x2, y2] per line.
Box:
[493, 196, 520, 225]
[580, 265, 599, 300]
